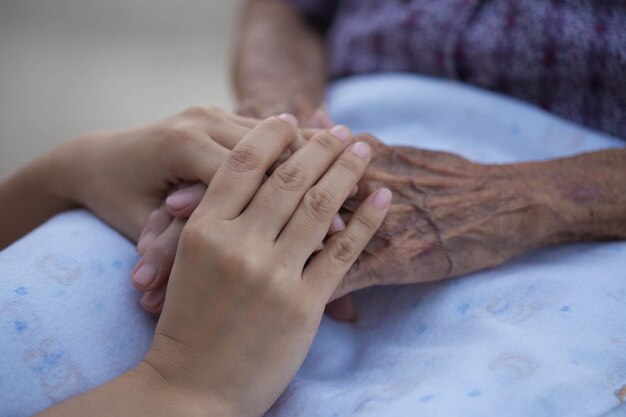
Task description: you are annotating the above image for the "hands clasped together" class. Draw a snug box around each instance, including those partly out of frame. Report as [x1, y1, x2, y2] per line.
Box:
[140, 114, 391, 416]
[36, 108, 390, 416]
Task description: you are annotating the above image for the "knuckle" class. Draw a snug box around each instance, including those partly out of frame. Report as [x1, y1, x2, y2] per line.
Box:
[226, 144, 264, 172]
[261, 119, 294, 139]
[335, 154, 364, 174]
[329, 233, 360, 264]
[161, 121, 199, 148]
[179, 225, 209, 252]
[312, 132, 340, 153]
[273, 163, 308, 192]
[181, 105, 221, 121]
[303, 187, 336, 222]
[351, 211, 380, 233]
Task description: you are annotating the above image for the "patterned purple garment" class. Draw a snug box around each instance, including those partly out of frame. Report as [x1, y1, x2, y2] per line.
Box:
[288, 0, 626, 139]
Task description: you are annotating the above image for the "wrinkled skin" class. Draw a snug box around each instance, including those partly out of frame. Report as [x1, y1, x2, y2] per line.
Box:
[331, 134, 559, 299]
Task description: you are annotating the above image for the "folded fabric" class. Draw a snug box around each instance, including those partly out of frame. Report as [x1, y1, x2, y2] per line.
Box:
[0, 73, 624, 417]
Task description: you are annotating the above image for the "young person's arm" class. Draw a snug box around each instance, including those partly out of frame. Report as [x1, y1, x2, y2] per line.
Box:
[0, 107, 272, 250]
[0, 153, 76, 249]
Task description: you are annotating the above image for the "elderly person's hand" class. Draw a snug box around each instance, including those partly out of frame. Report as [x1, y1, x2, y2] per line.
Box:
[330, 135, 626, 298]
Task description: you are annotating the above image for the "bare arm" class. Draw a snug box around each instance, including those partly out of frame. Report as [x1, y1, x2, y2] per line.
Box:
[35, 367, 217, 417]
[233, 0, 328, 122]
[0, 153, 76, 249]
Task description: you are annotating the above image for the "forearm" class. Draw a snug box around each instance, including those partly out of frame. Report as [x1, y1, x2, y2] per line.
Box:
[508, 147, 626, 243]
[0, 153, 76, 249]
[233, 0, 328, 113]
[35, 366, 219, 417]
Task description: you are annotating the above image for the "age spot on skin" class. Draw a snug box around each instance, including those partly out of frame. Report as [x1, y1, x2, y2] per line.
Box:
[38, 254, 81, 286]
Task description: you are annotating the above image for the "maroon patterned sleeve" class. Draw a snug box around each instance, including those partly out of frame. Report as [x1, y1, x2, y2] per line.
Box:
[285, 0, 340, 27]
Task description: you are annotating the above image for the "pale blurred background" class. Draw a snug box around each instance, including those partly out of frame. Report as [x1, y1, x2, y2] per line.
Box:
[0, 0, 238, 177]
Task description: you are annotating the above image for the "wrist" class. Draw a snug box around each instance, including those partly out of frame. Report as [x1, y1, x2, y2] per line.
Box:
[44, 134, 99, 207]
[502, 152, 626, 245]
[486, 163, 569, 248]
[136, 332, 241, 417]
[129, 361, 234, 417]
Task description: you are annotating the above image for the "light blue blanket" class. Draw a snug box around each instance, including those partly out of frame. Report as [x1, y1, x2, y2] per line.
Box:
[1, 74, 625, 417]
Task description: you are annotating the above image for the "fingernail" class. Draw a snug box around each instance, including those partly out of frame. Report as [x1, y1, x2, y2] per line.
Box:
[278, 113, 298, 127]
[370, 188, 392, 210]
[330, 214, 346, 232]
[133, 264, 157, 288]
[330, 125, 351, 142]
[349, 185, 358, 197]
[350, 141, 371, 158]
[137, 233, 156, 254]
[316, 242, 324, 251]
[167, 189, 193, 211]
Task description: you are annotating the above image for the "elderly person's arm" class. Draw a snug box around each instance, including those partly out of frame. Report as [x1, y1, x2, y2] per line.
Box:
[233, 0, 328, 124]
[331, 137, 626, 298]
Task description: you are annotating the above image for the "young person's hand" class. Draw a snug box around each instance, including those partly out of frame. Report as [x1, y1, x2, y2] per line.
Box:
[38, 116, 391, 417]
[133, 110, 360, 320]
[44, 107, 304, 242]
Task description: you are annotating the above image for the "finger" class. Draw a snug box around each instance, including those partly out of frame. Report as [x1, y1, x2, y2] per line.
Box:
[278, 141, 372, 259]
[325, 295, 358, 322]
[329, 213, 346, 234]
[166, 183, 207, 218]
[226, 112, 261, 129]
[137, 205, 172, 255]
[140, 286, 166, 314]
[303, 188, 392, 300]
[241, 125, 352, 237]
[178, 106, 251, 149]
[131, 219, 185, 291]
[307, 107, 334, 129]
[168, 133, 230, 185]
[197, 115, 298, 220]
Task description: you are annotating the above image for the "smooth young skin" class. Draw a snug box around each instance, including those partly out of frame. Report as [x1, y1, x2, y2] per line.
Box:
[35, 117, 391, 416]
[0, 107, 312, 249]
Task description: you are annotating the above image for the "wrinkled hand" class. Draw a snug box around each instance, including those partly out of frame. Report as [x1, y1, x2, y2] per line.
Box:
[330, 135, 558, 299]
